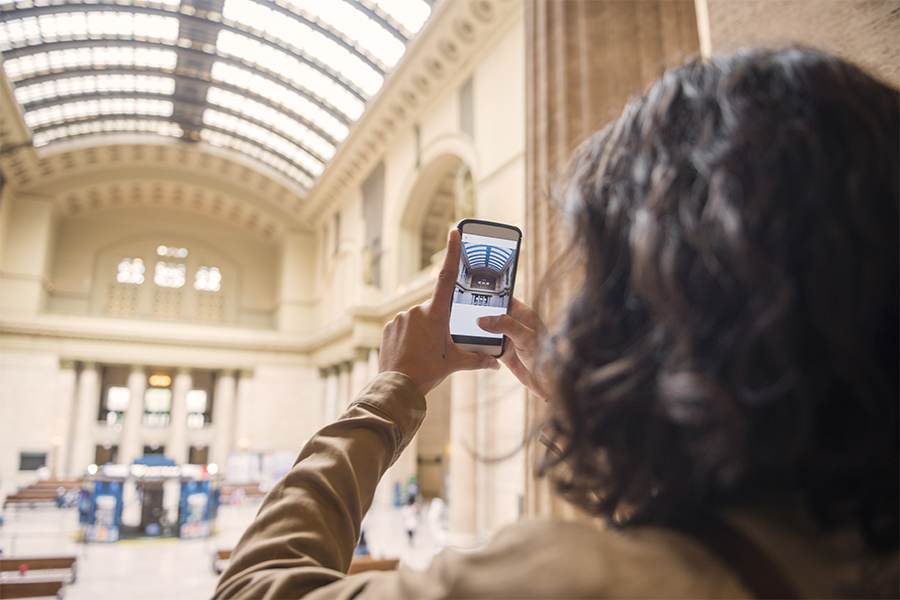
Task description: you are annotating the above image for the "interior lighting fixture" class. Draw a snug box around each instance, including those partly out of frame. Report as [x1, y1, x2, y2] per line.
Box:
[86, 464, 99, 475]
[149, 374, 172, 387]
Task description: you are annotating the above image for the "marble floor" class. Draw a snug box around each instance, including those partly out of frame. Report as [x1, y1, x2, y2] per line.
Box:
[0, 497, 446, 599]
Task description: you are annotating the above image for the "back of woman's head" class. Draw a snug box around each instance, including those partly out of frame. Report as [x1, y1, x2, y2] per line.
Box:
[541, 47, 899, 550]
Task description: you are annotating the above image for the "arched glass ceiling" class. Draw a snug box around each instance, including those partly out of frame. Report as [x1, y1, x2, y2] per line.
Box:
[463, 243, 514, 273]
[0, 0, 434, 193]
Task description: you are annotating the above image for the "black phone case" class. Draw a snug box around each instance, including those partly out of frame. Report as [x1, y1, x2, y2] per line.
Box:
[453, 219, 523, 358]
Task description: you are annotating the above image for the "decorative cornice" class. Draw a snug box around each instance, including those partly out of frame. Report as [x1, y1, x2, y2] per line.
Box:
[301, 0, 521, 225]
[54, 177, 286, 240]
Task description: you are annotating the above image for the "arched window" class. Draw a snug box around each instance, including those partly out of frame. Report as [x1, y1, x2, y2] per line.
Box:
[96, 240, 236, 323]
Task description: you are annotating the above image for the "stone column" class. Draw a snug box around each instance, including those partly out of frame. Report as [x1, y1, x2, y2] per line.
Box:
[119, 365, 146, 466]
[337, 362, 351, 413]
[70, 362, 100, 476]
[121, 367, 147, 528]
[0, 194, 57, 318]
[523, 0, 700, 519]
[277, 230, 316, 334]
[233, 369, 255, 451]
[324, 367, 339, 423]
[350, 349, 370, 398]
[367, 348, 379, 380]
[211, 370, 237, 470]
[448, 370, 478, 546]
[55, 359, 78, 478]
[167, 368, 192, 464]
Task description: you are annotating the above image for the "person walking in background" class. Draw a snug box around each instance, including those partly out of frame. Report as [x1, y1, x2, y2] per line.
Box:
[215, 48, 898, 599]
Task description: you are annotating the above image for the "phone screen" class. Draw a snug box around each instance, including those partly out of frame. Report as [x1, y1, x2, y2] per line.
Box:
[450, 230, 520, 347]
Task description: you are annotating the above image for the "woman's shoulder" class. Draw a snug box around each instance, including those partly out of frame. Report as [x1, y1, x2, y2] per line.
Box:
[372, 517, 751, 599]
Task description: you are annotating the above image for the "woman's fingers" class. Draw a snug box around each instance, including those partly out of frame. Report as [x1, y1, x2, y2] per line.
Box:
[499, 346, 543, 398]
[508, 297, 539, 330]
[430, 229, 461, 316]
[477, 313, 536, 360]
[476, 299, 550, 398]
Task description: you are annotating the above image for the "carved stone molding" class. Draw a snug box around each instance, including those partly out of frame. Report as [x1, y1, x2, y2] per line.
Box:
[56, 178, 285, 240]
[301, 0, 521, 225]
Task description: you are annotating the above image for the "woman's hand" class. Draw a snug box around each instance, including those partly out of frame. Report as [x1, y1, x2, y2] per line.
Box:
[477, 298, 549, 399]
[379, 229, 499, 396]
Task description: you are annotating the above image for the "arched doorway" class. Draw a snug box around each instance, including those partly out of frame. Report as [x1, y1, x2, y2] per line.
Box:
[398, 154, 475, 283]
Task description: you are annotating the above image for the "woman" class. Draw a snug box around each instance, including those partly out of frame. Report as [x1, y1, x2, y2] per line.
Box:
[214, 48, 898, 599]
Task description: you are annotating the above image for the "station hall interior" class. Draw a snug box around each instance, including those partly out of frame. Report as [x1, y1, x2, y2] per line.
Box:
[0, 0, 897, 598]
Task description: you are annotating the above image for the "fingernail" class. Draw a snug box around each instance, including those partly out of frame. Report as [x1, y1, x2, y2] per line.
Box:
[477, 316, 492, 328]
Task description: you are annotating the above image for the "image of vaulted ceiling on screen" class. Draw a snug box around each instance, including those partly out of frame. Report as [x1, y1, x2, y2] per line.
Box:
[454, 235, 516, 309]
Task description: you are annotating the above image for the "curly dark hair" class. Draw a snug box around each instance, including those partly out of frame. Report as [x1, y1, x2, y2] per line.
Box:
[538, 47, 899, 551]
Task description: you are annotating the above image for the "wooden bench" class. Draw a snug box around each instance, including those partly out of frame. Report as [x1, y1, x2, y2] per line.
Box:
[212, 550, 398, 576]
[0, 575, 66, 598]
[1, 557, 77, 583]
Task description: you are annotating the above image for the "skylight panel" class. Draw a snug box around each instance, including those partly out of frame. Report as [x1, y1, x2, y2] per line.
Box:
[216, 31, 366, 120]
[292, 0, 405, 67]
[24, 98, 174, 128]
[209, 63, 350, 141]
[200, 129, 315, 189]
[375, 0, 431, 34]
[15, 75, 176, 105]
[202, 109, 324, 176]
[206, 87, 334, 160]
[0, 12, 179, 49]
[32, 119, 183, 146]
[222, 0, 383, 96]
[3, 47, 177, 81]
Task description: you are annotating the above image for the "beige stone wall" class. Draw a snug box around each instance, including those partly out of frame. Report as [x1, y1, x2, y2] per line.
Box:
[0, 353, 67, 502]
[706, 0, 900, 87]
[231, 365, 321, 455]
[49, 206, 280, 326]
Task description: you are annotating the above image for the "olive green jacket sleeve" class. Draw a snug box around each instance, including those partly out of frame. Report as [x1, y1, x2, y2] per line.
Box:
[212, 371, 427, 600]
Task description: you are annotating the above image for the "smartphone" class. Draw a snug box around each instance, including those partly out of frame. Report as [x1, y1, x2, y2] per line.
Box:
[449, 219, 522, 356]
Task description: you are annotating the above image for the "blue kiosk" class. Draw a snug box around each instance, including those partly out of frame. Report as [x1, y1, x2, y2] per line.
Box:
[80, 455, 217, 542]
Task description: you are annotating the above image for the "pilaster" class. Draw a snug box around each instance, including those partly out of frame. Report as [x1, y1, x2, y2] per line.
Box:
[523, 0, 700, 518]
